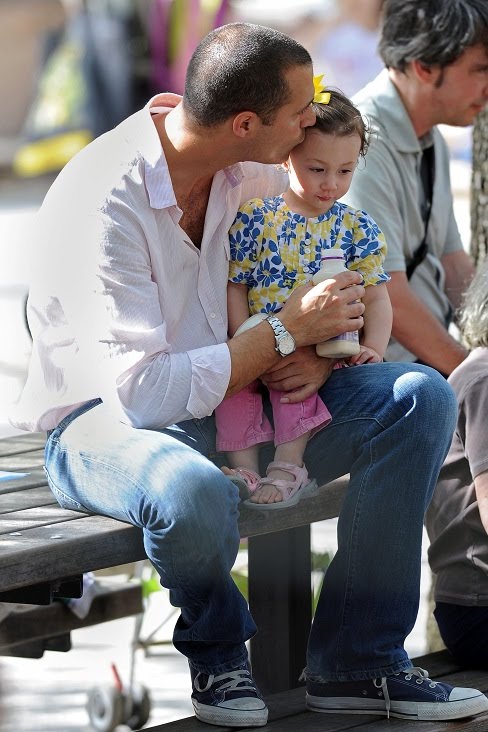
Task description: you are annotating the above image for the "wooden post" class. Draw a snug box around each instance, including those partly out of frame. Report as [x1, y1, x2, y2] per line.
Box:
[248, 525, 311, 694]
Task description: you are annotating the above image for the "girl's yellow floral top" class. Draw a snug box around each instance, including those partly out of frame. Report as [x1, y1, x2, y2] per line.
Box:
[228, 196, 389, 315]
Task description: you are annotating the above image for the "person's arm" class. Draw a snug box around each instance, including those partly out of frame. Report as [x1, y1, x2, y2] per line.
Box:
[387, 271, 468, 374]
[475, 470, 488, 535]
[442, 249, 475, 311]
[226, 270, 365, 398]
[349, 283, 392, 364]
[461, 370, 488, 533]
[227, 282, 251, 336]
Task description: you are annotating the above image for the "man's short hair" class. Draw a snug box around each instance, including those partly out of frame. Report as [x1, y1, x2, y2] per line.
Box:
[379, 0, 488, 72]
[183, 23, 312, 127]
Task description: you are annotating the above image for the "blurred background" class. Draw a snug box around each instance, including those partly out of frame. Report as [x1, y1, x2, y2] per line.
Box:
[0, 1, 473, 730]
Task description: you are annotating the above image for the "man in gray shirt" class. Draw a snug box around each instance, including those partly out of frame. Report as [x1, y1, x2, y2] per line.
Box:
[344, 0, 486, 376]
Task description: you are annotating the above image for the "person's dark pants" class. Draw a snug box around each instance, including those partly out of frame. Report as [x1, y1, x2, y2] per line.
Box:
[434, 602, 488, 668]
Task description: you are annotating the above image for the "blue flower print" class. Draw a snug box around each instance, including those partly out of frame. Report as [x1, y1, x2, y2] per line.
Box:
[282, 274, 296, 290]
[230, 229, 252, 263]
[256, 257, 281, 288]
[250, 209, 265, 227]
[357, 211, 381, 241]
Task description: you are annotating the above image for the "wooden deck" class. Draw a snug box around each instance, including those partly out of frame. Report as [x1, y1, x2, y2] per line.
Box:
[141, 651, 488, 731]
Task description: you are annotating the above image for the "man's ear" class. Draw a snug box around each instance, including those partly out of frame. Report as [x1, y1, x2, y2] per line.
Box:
[411, 58, 441, 86]
[232, 111, 260, 138]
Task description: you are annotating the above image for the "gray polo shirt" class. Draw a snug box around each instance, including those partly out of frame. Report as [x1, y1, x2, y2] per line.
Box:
[343, 70, 464, 363]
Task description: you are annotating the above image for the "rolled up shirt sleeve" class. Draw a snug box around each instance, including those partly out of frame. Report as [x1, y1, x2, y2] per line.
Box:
[116, 344, 231, 429]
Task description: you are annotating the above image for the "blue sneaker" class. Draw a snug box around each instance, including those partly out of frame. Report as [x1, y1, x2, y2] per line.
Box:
[190, 662, 268, 727]
[306, 666, 488, 720]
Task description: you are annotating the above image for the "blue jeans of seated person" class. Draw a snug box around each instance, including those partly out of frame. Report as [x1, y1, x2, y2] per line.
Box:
[44, 362, 457, 681]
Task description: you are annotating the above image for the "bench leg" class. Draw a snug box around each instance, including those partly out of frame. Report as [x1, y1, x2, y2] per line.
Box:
[248, 525, 311, 694]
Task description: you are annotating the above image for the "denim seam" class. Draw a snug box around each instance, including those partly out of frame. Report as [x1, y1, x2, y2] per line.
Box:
[305, 657, 414, 683]
[44, 463, 91, 512]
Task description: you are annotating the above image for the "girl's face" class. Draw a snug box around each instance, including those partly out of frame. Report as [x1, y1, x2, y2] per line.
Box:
[285, 129, 361, 216]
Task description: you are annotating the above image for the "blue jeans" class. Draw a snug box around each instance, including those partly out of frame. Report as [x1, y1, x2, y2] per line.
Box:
[44, 362, 456, 680]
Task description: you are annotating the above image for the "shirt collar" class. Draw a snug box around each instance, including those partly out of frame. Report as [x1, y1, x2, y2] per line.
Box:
[136, 93, 245, 209]
[356, 69, 425, 154]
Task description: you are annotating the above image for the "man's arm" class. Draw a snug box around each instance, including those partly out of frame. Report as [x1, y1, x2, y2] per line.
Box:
[442, 249, 476, 311]
[226, 270, 365, 398]
[475, 470, 488, 535]
[387, 271, 468, 374]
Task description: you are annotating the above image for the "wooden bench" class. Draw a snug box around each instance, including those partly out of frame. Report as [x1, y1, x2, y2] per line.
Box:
[0, 578, 143, 657]
[2, 433, 488, 732]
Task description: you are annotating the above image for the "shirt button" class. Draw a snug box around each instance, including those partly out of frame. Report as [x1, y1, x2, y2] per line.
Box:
[210, 313, 216, 318]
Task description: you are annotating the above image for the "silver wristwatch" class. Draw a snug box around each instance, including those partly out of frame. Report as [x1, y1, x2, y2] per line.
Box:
[266, 315, 296, 357]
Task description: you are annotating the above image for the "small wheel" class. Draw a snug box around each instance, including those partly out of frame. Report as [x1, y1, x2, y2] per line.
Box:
[124, 685, 151, 730]
[86, 685, 125, 732]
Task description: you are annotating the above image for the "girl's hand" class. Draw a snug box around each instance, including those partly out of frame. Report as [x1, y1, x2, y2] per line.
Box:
[347, 345, 382, 366]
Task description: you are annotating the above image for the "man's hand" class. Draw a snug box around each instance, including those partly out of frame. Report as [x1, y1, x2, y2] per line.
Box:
[260, 346, 336, 403]
[279, 272, 365, 348]
[226, 270, 364, 398]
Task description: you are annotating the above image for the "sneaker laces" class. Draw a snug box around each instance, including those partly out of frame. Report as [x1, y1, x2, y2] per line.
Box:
[194, 668, 256, 695]
[374, 667, 439, 719]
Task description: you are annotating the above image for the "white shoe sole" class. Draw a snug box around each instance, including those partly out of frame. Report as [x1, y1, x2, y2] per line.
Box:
[193, 700, 268, 727]
[307, 692, 488, 721]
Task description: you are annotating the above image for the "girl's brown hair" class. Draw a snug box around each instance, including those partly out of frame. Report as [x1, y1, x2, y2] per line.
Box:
[312, 89, 370, 158]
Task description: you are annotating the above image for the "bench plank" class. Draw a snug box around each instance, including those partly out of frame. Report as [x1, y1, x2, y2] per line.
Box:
[0, 580, 143, 653]
[0, 504, 88, 533]
[0, 450, 45, 470]
[0, 468, 49, 495]
[1, 486, 57, 512]
[0, 432, 46, 457]
[239, 477, 348, 537]
[0, 514, 145, 592]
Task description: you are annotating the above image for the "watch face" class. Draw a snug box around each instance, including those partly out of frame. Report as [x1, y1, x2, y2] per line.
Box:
[278, 333, 296, 355]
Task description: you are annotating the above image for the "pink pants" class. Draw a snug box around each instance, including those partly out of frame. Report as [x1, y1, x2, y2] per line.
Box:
[215, 381, 332, 452]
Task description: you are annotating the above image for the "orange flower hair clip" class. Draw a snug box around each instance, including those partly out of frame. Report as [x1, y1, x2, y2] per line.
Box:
[313, 74, 331, 104]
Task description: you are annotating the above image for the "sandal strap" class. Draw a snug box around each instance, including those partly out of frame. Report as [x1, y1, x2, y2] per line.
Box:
[233, 467, 261, 492]
[265, 461, 309, 482]
[258, 461, 310, 501]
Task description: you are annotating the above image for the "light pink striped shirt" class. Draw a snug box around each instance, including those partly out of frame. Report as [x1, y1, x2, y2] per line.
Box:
[11, 94, 287, 432]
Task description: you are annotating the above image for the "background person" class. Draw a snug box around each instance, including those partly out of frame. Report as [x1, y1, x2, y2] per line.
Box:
[9, 21, 488, 727]
[343, 0, 487, 376]
[426, 261, 488, 668]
